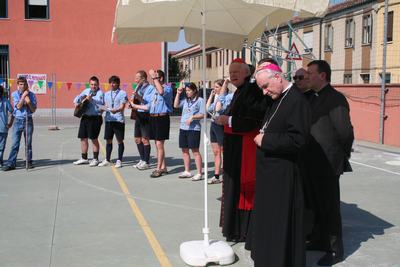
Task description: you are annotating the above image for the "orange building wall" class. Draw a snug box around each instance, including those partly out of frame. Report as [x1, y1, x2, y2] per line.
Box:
[336, 85, 400, 147]
[0, 0, 162, 108]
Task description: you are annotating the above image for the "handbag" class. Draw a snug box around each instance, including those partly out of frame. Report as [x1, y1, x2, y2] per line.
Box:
[74, 99, 89, 118]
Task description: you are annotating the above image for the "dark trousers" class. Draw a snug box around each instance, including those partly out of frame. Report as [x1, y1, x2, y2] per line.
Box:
[308, 174, 343, 255]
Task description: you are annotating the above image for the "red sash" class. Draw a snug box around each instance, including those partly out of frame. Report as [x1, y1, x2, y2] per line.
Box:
[224, 125, 258, 210]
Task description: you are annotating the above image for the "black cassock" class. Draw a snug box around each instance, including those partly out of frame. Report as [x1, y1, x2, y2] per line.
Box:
[221, 78, 268, 241]
[248, 86, 311, 267]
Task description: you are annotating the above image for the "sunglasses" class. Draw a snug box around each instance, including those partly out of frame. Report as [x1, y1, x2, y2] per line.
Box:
[293, 75, 305, 81]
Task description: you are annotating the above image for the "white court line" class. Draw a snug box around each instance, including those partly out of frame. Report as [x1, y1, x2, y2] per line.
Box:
[350, 160, 400, 176]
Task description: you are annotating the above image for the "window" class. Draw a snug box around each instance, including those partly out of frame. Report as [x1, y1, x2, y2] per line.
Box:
[345, 18, 355, 47]
[303, 31, 313, 54]
[25, 0, 49, 20]
[219, 51, 222, 66]
[343, 74, 352, 84]
[206, 54, 212, 68]
[276, 35, 282, 57]
[362, 14, 372, 44]
[360, 73, 370, 84]
[0, 45, 9, 86]
[0, 0, 7, 18]
[225, 49, 229, 65]
[379, 72, 391, 83]
[387, 11, 393, 42]
[324, 24, 333, 51]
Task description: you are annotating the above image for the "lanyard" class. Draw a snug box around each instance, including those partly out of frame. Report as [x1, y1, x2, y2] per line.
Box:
[111, 89, 120, 108]
[260, 88, 291, 134]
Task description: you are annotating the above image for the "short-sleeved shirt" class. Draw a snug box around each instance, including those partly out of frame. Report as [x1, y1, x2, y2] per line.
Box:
[73, 88, 105, 116]
[178, 97, 205, 131]
[104, 89, 128, 123]
[149, 84, 173, 114]
[207, 93, 230, 117]
[0, 97, 13, 133]
[132, 83, 154, 113]
[12, 90, 37, 119]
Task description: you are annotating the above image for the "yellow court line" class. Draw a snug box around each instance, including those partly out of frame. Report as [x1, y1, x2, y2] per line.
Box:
[99, 142, 172, 267]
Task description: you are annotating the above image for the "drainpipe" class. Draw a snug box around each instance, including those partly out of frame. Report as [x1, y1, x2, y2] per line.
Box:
[380, 0, 388, 144]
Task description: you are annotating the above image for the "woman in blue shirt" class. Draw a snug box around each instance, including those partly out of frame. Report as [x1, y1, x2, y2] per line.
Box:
[173, 82, 205, 181]
[205, 79, 230, 184]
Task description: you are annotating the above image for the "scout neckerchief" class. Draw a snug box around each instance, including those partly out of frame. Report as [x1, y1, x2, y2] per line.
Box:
[186, 96, 198, 113]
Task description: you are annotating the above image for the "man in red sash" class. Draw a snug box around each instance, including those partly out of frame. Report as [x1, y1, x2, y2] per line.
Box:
[215, 58, 268, 242]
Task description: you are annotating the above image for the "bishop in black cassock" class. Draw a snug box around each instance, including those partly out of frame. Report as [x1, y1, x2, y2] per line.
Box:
[248, 63, 311, 267]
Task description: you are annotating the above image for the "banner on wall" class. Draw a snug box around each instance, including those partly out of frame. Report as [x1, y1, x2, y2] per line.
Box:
[17, 74, 47, 94]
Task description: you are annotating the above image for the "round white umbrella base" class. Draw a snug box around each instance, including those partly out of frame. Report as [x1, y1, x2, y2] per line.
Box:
[180, 240, 235, 266]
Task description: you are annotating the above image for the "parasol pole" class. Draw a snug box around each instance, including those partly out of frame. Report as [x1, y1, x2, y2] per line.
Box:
[201, 0, 209, 247]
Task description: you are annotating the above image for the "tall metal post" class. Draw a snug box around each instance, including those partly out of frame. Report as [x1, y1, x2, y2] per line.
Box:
[380, 0, 388, 144]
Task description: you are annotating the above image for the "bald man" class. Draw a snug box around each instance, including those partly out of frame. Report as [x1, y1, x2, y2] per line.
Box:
[294, 68, 314, 101]
[214, 58, 268, 242]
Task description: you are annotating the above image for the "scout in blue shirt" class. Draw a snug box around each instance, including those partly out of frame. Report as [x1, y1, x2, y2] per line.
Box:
[131, 69, 172, 178]
[72, 76, 104, 167]
[98, 75, 127, 168]
[3, 77, 37, 171]
[128, 70, 154, 170]
[0, 85, 14, 167]
[205, 79, 232, 184]
[173, 82, 204, 181]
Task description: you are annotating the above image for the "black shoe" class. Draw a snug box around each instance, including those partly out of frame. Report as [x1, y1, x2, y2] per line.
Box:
[28, 162, 34, 169]
[2, 165, 15, 171]
[306, 241, 325, 251]
[317, 251, 343, 266]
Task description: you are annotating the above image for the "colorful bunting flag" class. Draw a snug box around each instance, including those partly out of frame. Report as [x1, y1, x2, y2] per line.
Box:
[47, 81, 53, 89]
[122, 83, 128, 90]
[85, 83, 89, 88]
[9, 79, 14, 88]
[132, 83, 137, 90]
[56, 82, 63, 90]
[28, 80, 34, 87]
[76, 82, 82, 90]
[38, 80, 44, 89]
[66, 82, 72, 90]
[103, 83, 110, 91]
[0, 78, 4, 84]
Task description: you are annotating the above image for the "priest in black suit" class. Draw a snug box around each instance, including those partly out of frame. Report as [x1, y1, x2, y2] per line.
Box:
[248, 63, 311, 267]
[305, 60, 354, 266]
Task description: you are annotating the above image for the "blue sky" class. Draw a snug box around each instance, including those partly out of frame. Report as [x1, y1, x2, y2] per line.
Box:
[167, 0, 345, 52]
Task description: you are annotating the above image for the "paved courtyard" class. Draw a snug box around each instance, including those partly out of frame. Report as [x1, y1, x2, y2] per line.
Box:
[1, 116, 400, 267]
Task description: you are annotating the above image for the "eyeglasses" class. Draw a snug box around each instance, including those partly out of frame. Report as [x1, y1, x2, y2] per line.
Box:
[293, 75, 304, 81]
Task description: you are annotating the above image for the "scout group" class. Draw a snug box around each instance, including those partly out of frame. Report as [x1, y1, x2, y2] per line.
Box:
[0, 58, 354, 267]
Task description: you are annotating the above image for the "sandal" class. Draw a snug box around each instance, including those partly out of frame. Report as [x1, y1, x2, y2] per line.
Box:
[160, 168, 169, 175]
[150, 169, 163, 178]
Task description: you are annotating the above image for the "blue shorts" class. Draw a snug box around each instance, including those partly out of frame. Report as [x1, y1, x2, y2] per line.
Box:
[179, 129, 201, 149]
[209, 122, 224, 146]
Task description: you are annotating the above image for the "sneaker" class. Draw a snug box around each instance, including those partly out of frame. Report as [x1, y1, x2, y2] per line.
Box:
[137, 162, 149, 170]
[98, 159, 111, 167]
[133, 160, 144, 168]
[73, 158, 89, 165]
[89, 159, 99, 167]
[208, 177, 222, 184]
[2, 165, 15, 171]
[191, 173, 203, 181]
[178, 171, 193, 179]
[27, 162, 35, 169]
[115, 160, 122, 168]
